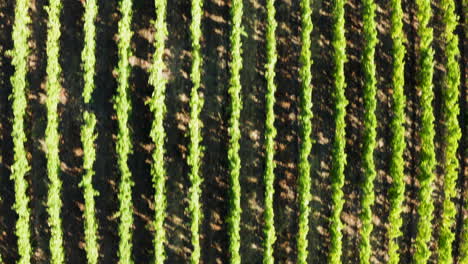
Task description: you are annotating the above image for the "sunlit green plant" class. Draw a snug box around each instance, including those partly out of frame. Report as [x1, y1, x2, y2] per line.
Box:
[187, 0, 204, 262]
[226, 0, 243, 263]
[437, 0, 461, 263]
[386, 0, 407, 263]
[45, 0, 65, 262]
[148, 0, 168, 262]
[79, 0, 99, 263]
[358, 0, 378, 263]
[297, 0, 313, 263]
[9, 0, 32, 263]
[115, 0, 134, 263]
[262, 0, 278, 263]
[328, 0, 348, 263]
[413, 0, 436, 263]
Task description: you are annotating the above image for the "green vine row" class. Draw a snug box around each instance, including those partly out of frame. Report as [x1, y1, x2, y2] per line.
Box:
[263, 0, 278, 263]
[188, 0, 204, 262]
[437, 0, 462, 263]
[10, 0, 32, 262]
[297, 0, 313, 263]
[227, 0, 243, 263]
[329, 0, 348, 262]
[79, 0, 99, 263]
[45, 0, 65, 262]
[386, 0, 407, 263]
[358, 0, 378, 262]
[413, 0, 436, 263]
[115, 0, 134, 262]
[148, 0, 168, 262]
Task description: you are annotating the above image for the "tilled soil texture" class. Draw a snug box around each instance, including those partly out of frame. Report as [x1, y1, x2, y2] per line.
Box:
[0, 0, 466, 263]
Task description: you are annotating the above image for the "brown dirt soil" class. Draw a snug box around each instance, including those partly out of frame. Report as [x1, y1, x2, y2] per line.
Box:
[0, 0, 466, 263]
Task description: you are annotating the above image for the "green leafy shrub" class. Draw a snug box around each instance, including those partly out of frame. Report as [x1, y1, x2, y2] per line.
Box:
[328, 0, 348, 263]
[226, 0, 243, 263]
[263, 0, 278, 263]
[115, 0, 134, 262]
[297, 0, 313, 263]
[437, 0, 461, 263]
[80, 112, 98, 264]
[187, 0, 204, 262]
[358, 0, 378, 263]
[413, 0, 436, 263]
[148, 0, 168, 262]
[10, 0, 32, 262]
[79, 0, 99, 263]
[386, 0, 406, 263]
[45, 0, 65, 262]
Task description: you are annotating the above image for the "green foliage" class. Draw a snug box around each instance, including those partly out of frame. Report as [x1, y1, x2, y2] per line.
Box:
[227, 0, 243, 263]
[45, 0, 65, 262]
[148, 0, 168, 262]
[358, 0, 378, 263]
[8, 8, 30, 264]
[413, 0, 436, 263]
[79, 0, 99, 263]
[115, 0, 134, 262]
[79, 112, 99, 264]
[3, 1, 467, 262]
[10, 0, 32, 263]
[82, 0, 97, 105]
[263, 0, 277, 263]
[386, 0, 406, 263]
[188, 0, 204, 262]
[437, 0, 461, 263]
[297, 0, 313, 263]
[328, 0, 348, 263]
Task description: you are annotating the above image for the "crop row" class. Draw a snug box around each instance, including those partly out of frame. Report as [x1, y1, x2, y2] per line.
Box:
[437, 0, 462, 263]
[297, 0, 313, 263]
[10, 0, 32, 263]
[44, 0, 65, 263]
[328, 0, 348, 262]
[413, 0, 436, 263]
[187, 0, 204, 262]
[80, 113, 98, 264]
[115, 0, 134, 263]
[358, 0, 378, 263]
[386, 0, 406, 263]
[148, 0, 168, 263]
[1, 0, 466, 263]
[227, 0, 243, 263]
[79, 0, 99, 263]
[263, 0, 278, 263]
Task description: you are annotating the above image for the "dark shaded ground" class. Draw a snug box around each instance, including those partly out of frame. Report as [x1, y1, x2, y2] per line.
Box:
[0, 0, 17, 261]
[0, 0, 466, 263]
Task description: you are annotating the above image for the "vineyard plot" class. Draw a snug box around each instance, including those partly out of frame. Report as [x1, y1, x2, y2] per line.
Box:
[0, 0, 465, 263]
